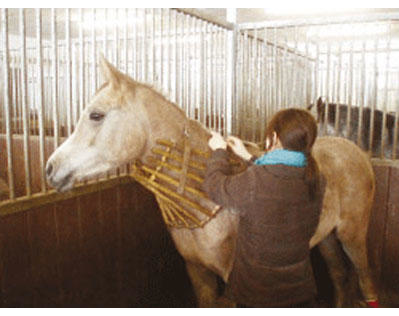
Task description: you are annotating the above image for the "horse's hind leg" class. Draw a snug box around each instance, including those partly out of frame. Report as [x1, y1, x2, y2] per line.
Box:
[318, 232, 351, 307]
[336, 224, 378, 306]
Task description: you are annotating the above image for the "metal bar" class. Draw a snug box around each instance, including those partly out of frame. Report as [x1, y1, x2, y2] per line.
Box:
[238, 12, 399, 30]
[256, 29, 262, 141]
[323, 42, 332, 135]
[65, 8, 72, 136]
[223, 26, 233, 135]
[313, 42, 320, 121]
[281, 29, 289, 110]
[91, 9, 97, 93]
[190, 15, 195, 121]
[35, 8, 47, 193]
[174, 10, 178, 103]
[113, 9, 119, 68]
[19, 8, 32, 196]
[175, 8, 235, 31]
[133, 8, 138, 79]
[1, 8, 15, 199]
[51, 8, 59, 146]
[72, 38, 78, 127]
[213, 26, 221, 132]
[181, 10, 187, 110]
[211, 24, 216, 129]
[143, 9, 148, 82]
[167, 9, 172, 100]
[335, 42, 343, 136]
[185, 14, 191, 118]
[217, 26, 223, 132]
[273, 28, 278, 116]
[102, 9, 107, 58]
[222, 27, 228, 136]
[151, 8, 156, 84]
[79, 9, 85, 120]
[252, 28, 258, 141]
[262, 27, 268, 141]
[381, 27, 391, 158]
[124, 9, 128, 74]
[236, 29, 242, 135]
[346, 41, 354, 142]
[183, 13, 188, 116]
[304, 38, 311, 108]
[206, 23, 211, 128]
[357, 41, 367, 147]
[199, 19, 205, 125]
[189, 16, 195, 121]
[291, 26, 299, 106]
[11, 61, 18, 134]
[242, 30, 249, 136]
[193, 17, 199, 123]
[160, 8, 164, 90]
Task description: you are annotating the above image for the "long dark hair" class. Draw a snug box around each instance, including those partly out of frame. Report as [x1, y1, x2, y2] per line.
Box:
[265, 108, 319, 200]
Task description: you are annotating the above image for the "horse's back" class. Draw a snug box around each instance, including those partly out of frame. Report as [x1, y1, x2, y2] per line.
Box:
[313, 136, 374, 187]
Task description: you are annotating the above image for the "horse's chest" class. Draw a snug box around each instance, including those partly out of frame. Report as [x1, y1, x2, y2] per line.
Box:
[169, 209, 239, 280]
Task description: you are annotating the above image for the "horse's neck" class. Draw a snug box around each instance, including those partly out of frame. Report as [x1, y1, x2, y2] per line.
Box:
[144, 98, 211, 161]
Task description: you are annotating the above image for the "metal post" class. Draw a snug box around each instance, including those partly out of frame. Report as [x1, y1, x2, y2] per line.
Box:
[79, 8, 85, 119]
[65, 8, 72, 136]
[19, 8, 32, 196]
[226, 8, 236, 135]
[369, 37, 379, 156]
[381, 26, 391, 158]
[1, 8, 15, 199]
[35, 8, 47, 193]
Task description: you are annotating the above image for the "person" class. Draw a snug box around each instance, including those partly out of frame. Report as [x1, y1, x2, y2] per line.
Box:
[202, 108, 325, 308]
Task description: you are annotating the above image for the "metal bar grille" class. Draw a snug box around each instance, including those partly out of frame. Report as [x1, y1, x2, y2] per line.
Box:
[234, 26, 316, 142]
[0, 8, 231, 202]
[1, 9, 399, 205]
[236, 19, 399, 157]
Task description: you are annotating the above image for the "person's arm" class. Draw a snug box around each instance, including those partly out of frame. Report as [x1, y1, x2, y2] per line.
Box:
[202, 147, 253, 209]
[227, 136, 253, 161]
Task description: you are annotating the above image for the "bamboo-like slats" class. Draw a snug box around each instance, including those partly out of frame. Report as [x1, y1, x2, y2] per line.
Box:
[130, 138, 221, 229]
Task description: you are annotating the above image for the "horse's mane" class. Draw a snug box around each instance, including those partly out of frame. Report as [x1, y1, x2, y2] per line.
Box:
[120, 73, 262, 158]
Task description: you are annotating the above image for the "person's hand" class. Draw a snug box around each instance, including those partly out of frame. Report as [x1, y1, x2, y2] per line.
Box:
[208, 131, 227, 151]
[227, 136, 252, 161]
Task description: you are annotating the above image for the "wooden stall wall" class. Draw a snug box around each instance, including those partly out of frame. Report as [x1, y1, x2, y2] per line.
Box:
[368, 161, 399, 307]
[0, 180, 195, 307]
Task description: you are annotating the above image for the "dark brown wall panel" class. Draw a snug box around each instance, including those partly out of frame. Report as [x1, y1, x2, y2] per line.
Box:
[0, 212, 34, 307]
[368, 165, 390, 288]
[380, 167, 399, 305]
[0, 181, 195, 307]
[369, 163, 399, 306]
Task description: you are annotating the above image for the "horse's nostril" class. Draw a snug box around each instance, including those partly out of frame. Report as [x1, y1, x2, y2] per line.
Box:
[46, 163, 53, 177]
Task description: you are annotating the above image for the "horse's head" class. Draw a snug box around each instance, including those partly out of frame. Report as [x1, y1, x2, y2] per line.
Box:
[307, 97, 326, 122]
[46, 56, 150, 192]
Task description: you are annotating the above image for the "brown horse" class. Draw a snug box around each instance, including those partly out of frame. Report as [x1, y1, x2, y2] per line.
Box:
[46, 57, 378, 307]
[308, 97, 398, 159]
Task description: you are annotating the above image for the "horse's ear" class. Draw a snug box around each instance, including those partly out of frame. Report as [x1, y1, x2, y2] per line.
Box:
[99, 53, 122, 88]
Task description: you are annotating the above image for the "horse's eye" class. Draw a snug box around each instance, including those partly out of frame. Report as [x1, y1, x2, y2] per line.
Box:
[89, 112, 105, 122]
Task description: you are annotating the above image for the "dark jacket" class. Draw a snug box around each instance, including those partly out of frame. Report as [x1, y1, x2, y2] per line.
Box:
[202, 149, 325, 307]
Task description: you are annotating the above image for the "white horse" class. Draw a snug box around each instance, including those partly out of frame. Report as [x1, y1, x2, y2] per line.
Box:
[46, 57, 378, 307]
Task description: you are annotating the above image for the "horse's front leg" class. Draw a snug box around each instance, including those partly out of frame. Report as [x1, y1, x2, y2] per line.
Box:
[185, 261, 235, 307]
